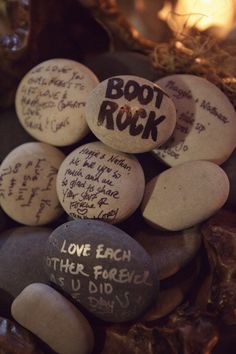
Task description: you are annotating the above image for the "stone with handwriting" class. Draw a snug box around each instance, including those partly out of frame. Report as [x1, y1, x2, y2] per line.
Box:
[141, 160, 230, 231]
[56, 141, 145, 224]
[85, 75, 177, 153]
[11, 283, 94, 354]
[153, 74, 236, 166]
[0, 142, 65, 225]
[15, 58, 99, 146]
[44, 219, 159, 322]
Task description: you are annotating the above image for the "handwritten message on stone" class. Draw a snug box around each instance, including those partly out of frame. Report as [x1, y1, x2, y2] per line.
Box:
[0, 142, 65, 225]
[45, 220, 158, 322]
[15, 58, 99, 146]
[85, 75, 177, 153]
[56, 141, 145, 224]
[153, 75, 236, 166]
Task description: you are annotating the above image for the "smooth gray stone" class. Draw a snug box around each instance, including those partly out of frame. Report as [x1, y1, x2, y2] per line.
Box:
[134, 225, 202, 280]
[83, 51, 158, 82]
[45, 219, 159, 322]
[222, 147, 236, 210]
[11, 283, 94, 354]
[0, 226, 51, 300]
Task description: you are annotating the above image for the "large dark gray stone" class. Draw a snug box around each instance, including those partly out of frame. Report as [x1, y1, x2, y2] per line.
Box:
[45, 219, 159, 322]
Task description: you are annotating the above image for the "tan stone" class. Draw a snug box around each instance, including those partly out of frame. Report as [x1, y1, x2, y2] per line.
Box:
[153, 74, 236, 166]
[11, 283, 94, 354]
[56, 141, 145, 223]
[85, 75, 176, 153]
[141, 160, 230, 231]
[15, 58, 99, 146]
[0, 142, 65, 225]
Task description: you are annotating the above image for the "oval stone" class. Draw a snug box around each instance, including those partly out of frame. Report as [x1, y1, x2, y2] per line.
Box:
[153, 74, 236, 166]
[44, 220, 158, 322]
[0, 142, 65, 225]
[15, 58, 99, 146]
[11, 283, 94, 354]
[0, 227, 51, 302]
[85, 75, 177, 153]
[134, 225, 202, 280]
[56, 141, 145, 224]
[141, 160, 230, 231]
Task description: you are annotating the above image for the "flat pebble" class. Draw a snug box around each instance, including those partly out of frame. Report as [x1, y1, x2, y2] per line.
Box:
[0, 227, 51, 300]
[141, 160, 230, 231]
[222, 147, 236, 209]
[134, 225, 201, 280]
[83, 51, 158, 82]
[85, 75, 176, 153]
[56, 141, 145, 223]
[15, 58, 99, 146]
[0, 142, 65, 225]
[11, 283, 94, 354]
[44, 220, 158, 322]
[153, 75, 236, 165]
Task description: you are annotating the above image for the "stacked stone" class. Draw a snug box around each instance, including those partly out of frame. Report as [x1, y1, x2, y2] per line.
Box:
[0, 55, 235, 354]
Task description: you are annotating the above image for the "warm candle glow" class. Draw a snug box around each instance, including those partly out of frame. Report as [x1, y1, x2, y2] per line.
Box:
[159, 0, 236, 37]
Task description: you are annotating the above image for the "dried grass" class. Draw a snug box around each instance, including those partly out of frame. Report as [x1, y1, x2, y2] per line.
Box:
[150, 28, 236, 108]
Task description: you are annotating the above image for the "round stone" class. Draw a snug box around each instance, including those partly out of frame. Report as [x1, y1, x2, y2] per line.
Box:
[56, 141, 145, 224]
[83, 51, 158, 82]
[11, 283, 94, 354]
[141, 160, 230, 231]
[134, 225, 202, 280]
[152, 74, 236, 166]
[85, 75, 177, 153]
[0, 142, 65, 225]
[222, 147, 236, 210]
[0, 227, 51, 301]
[44, 219, 158, 322]
[15, 58, 99, 146]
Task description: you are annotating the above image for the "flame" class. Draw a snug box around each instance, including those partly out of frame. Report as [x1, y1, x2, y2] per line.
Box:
[159, 0, 236, 37]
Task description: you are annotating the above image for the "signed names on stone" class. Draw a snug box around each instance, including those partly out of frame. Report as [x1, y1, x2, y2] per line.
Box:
[0, 142, 65, 225]
[15, 58, 99, 146]
[153, 74, 236, 166]
[56, 141, 145, 224]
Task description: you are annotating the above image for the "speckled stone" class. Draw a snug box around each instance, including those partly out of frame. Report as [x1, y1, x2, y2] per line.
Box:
[222, 147, 236, 210]
[0, 142, 65, 225]
[85, 75, 177, 153]
[44, 219, 158, 322]
[11, 283, 94, 354]
[56, 141, 145, 224]
[153, 74, 236, 166]
[0, 227, 51, 300]
[15, 58, 99, 146]
[134, 225, 202, 280]
[83, 51, 158, 82]
[141, 160, 230, 231]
